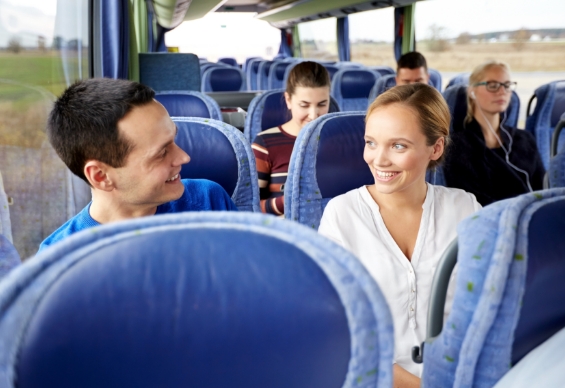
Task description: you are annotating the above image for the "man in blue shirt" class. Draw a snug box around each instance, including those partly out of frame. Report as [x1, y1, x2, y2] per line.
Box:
[40, 78, 237, 251]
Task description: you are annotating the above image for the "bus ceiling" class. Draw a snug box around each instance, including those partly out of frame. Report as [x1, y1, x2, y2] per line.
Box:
[149, 0, 424, 30]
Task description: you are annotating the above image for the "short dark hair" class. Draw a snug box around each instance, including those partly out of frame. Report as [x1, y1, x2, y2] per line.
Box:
[47, 78, 155, 184]
[396, 51, 428, 73]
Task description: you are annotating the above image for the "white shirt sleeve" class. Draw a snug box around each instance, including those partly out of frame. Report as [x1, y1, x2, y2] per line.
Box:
[318, 199, 344, 246]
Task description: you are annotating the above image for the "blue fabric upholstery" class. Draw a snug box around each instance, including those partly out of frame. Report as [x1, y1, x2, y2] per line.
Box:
[370, 66, 395, 77]
[331, 69, 381, 112]
[425, 167, 446, 186]
[369, 74, 397, 101]
[139, 53, 200, 92]
[428, 68, 442, 90]
[246, 58, 264, 91]
[172, 118, 260, 212]
[199, 62, 225, 76]
[445, 73, 470, 90]
[242, 56, 260, 73]
[548, 114, 565, 188]
[217, 57, 238, 67]
[443, 84, 520, 132]
[268, 61, 292, 90]
[0, 212, 394, 388]
[422, 189, 565, 388]
[201, 67, 246, 92]
[257, 61, 276, 90]
[324, 64, 340, 80]
[285, 112, 373, 229]
[243, 90, 340, 143]
[525, 80, 565, 169]
[155, 91, 222, 121]
[0, 234, 19, 280]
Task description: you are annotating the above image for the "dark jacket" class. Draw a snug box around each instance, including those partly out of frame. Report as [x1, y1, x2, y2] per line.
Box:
[444, 117, 545, 206]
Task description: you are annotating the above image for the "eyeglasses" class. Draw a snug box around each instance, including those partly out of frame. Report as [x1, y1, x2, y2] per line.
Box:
[474, 81, 517, 92]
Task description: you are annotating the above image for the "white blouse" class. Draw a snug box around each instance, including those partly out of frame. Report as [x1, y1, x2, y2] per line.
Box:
[319, 184, 481, 377]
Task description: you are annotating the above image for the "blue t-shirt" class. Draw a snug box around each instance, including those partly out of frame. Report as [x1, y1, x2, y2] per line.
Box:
[39, 179, 237, 252]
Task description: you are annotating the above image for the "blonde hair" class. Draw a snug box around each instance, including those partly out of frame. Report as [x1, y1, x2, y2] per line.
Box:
[466, 61, 511, 124]
[366, 83, 450, 169]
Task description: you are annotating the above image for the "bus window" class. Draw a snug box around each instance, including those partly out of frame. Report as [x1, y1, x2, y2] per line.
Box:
[165, 12, 280, 64]
[349, 8, 395, 67]
[0, 0, 90, 258]
[298, 18, 338, 61]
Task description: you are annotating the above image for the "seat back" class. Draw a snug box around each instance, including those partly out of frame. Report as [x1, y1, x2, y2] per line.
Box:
[369, 74, 396, 101]
[525, 80, 565, 169]
[445, 73, 470, 90]
[428, 68, 442, 90]
[267, 61, 292, 89]
[139, 53, 201, 92]
[246, 58, 264, 91]
[257, 60, 275, 90]
[243, 56, 261, 73]
[370, 66, 395, 77]
[172, 118, 260, 212]
[549, 115, 565, 188]
[243, 90, 340, 143]
[0, 212, 394, 388]
[284, 112, 373, 228]
[422, 189, 565, 387]
[217, 57, 238, 67]
[443, 84, 520, 132]
[331, 68, 381, 111]
[201, 67, 246, 92]
[155, 91, 222, 121]
[324, 64, 340, 80]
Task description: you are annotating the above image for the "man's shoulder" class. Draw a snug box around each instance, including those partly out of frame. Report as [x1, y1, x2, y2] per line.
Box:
[39, 205, 98, 252]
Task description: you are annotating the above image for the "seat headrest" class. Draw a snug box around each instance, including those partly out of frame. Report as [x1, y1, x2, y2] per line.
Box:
[551, 81, 565, 127]
[340, 70, 377, 98]
[155, 93, 212, 119]
[15, 214, 351, 387]
[209, 68, 243, 92]
[316, 114, 373, 197]
[174, 120, 239, 196]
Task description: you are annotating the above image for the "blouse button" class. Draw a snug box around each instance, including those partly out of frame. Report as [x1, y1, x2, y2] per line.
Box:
[412, 289, 415, 293]
[410, 307, 414, 312]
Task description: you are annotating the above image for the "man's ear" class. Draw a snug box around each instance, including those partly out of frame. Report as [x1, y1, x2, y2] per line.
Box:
[84, 161, 114, 192]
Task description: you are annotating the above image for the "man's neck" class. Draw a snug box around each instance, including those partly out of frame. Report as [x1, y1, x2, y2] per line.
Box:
[89, 191, 158, 224]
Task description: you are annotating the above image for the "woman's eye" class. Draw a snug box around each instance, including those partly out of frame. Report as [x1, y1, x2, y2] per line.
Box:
[365, 140, 374, 146]
[393, 143, 406, 150]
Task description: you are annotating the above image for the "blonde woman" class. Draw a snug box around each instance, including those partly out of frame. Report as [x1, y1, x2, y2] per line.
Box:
[319, 83, 481, 387]
[444, 61, 545, 206]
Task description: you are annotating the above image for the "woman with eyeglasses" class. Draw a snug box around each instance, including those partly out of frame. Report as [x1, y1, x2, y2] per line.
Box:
[443, 61, 545, 206]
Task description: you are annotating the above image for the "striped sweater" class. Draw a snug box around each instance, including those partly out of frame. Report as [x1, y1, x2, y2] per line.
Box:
[251, 126, 297, 215]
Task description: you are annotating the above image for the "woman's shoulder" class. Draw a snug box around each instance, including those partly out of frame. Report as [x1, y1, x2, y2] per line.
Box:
[430, 184, 481, 211]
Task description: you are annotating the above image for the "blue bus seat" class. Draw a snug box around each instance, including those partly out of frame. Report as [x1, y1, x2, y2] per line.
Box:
[369, 74, 396, 102]
[525, 80, 565, 169]
[549, 114, 565, 188]
[243, 90, 340, 144]
[370, 66, 395, 77]
[257, 60, 276, 90]
[0, 234, 20, 280]
[155, 91, 222, 121]
[331, 68, 381, 111]
[284, 112, 372, 228]
[443, 84, 520, 132]
[242, 56, 261, 73]
[217, 57, 238, 67]
[421, 188, 565, 387]
[323, 64, 340, 80]
[172, 118, 260, 212]
[246, 58, 265, 91]
[268, 61, 292, 89]
[201, 67, 246, 92]
[445, 73, 470, 90]
[425, 167, 446, 186]
[139, 53, 200, 92]
[428, 68, 442, 90]
[0, 212, 394, 388]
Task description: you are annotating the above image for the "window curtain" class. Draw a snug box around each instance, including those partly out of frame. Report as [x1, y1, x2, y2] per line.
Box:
[128, 0, 149, 81]
[277, 29, 293, 58]
[337, 17, 350, 62]
[394, 7, 404, 61]
[97, 0, 129, 79]
[394, 5, 415, 60]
